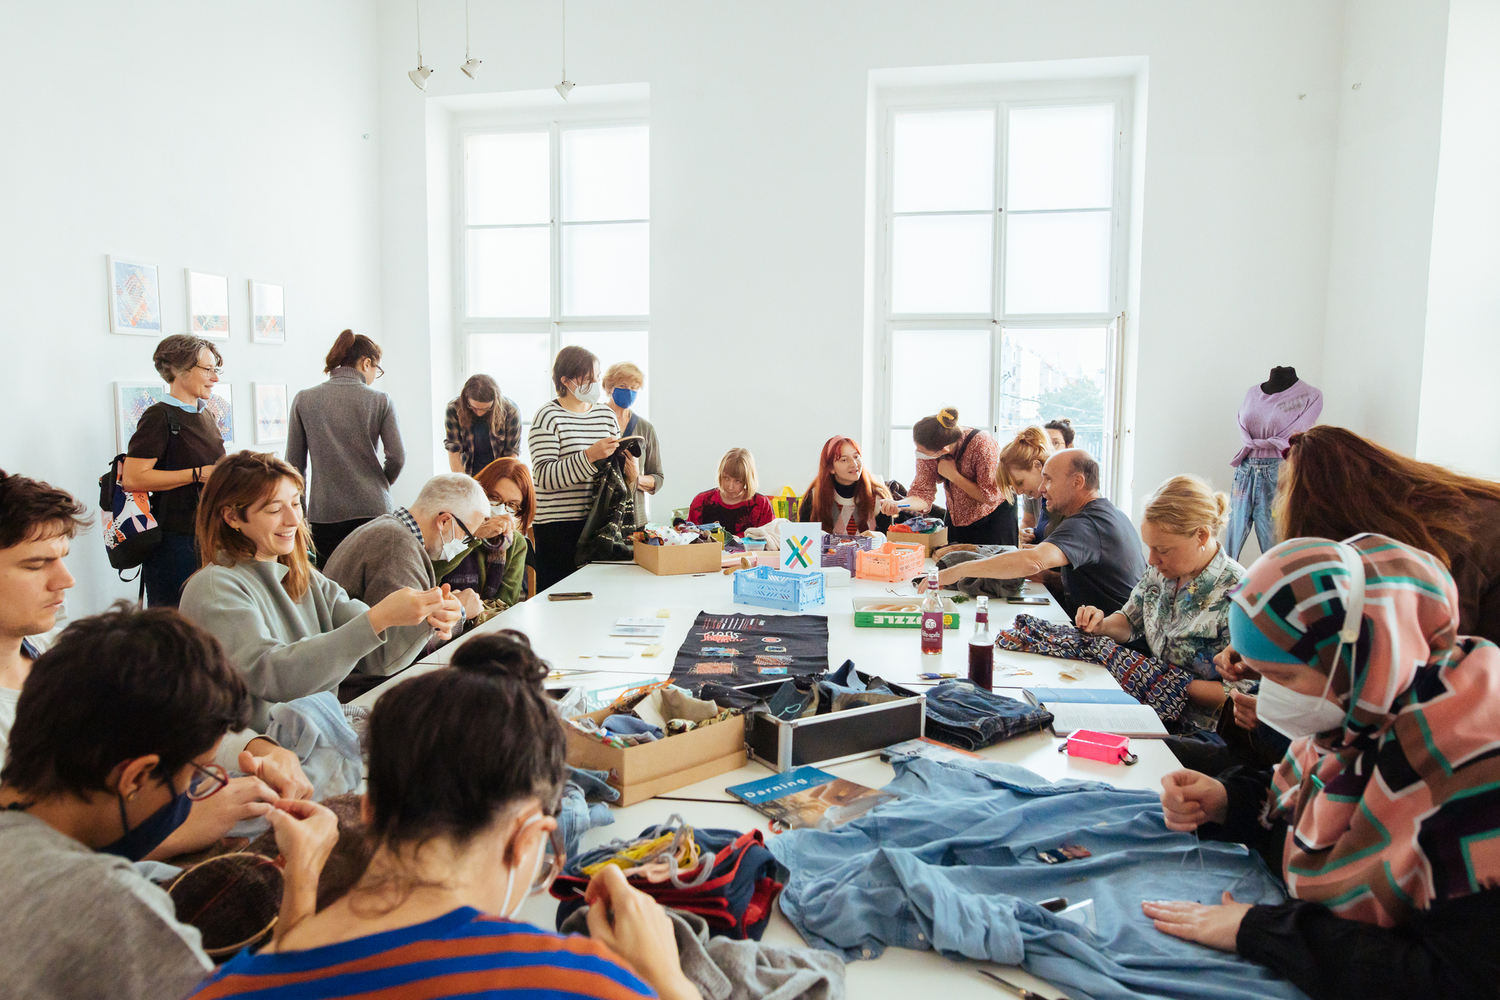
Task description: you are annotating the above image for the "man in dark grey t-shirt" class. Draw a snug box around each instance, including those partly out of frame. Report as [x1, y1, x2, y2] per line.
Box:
[933, 449, 1145, 616]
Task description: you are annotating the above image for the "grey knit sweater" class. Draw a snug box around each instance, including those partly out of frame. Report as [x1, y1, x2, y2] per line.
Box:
[179, 560, 387, 730]
[285, 368, 405, 523]
[321, 515, 438, 679]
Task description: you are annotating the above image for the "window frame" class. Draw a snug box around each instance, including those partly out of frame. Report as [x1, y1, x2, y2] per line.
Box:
[454, 106, 650, 429]
[875, 79, 1134, 496]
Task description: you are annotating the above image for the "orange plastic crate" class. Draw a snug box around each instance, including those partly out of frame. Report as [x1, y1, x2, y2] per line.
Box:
[854, 541, 927, 581]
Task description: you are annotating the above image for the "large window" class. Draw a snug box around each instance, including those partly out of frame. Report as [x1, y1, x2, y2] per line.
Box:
[461, 120, 649, 429]
[878, 89, 1129, 492]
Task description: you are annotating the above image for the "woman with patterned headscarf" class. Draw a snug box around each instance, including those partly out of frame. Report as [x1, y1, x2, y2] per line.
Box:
[1140, 534, 1500, 1000]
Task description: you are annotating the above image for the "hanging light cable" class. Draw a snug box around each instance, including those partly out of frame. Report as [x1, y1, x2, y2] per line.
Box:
[461, 0, 482, 79]
[555, 0, 574, 99]
[408, 0, 433, 90]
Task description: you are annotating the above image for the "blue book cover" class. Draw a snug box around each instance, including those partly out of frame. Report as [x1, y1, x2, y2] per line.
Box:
[728, 765, 896, 830]
[1025, 687, 1141, 706]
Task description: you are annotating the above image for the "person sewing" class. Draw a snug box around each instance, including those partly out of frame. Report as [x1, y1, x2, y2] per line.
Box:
[437, 457, 534, 610]
[1143, 534, 1500, 1000]
[931, 449, 1144, 617]
[799, 436, 892, 536]
[688, 447, 774, 536]
[999, 427, 1055, 545]
[192, 631, 698, 1000]
[879, 407, 1014, 545]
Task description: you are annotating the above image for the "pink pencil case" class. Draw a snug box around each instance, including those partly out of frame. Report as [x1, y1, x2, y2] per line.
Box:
[1059, 729, 1138, 765]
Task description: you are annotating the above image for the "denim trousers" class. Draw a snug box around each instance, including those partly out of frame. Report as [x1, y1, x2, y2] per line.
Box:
[1228, 458, 1280, 561]
[769, 757, 1308, 1000]
[921, 681, 1053, 749]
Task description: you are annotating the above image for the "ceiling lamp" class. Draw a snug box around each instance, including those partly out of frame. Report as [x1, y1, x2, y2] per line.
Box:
[409, 0, 432, 91]
[460, 0, 482, 79]
[555, 0, 574, 99]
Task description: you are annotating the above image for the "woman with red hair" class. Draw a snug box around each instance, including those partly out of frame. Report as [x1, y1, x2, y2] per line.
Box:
[798, 437, 892, 536]
[435, 457, 535, 609]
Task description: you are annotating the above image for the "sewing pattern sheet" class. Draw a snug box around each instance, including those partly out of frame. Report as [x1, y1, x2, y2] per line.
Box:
[670, 612, 829, 691]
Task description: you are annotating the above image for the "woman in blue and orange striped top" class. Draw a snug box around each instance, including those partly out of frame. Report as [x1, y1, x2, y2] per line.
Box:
[192, 631, 696, 1000]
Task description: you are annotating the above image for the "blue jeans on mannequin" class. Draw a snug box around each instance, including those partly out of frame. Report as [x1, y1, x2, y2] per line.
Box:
[142, 531, 199, 608]
[1228, 458, 1279, 561]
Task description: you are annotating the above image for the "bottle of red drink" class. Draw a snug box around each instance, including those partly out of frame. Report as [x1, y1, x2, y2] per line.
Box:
[921, 570, 944, 656]
[968, 595, 994, 690]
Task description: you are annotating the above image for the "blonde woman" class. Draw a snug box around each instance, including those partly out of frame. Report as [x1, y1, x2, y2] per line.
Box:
[1075, 475, 1247, 729]
[445, 375, 521, 476]
[688, 448, 773, 536]
[602, 362, 664, 528]
[997, 426, 1054, 544]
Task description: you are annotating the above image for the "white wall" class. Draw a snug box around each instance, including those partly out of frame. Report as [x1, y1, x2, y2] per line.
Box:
[0, 0, 382, 618]
[1318, 0, 1450, 450]
[376, 0, 1352, 523]
[1415, 0, 1500, 478]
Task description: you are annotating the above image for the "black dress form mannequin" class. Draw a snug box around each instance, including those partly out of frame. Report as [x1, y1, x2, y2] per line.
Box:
[1261, 366, 1298, 394]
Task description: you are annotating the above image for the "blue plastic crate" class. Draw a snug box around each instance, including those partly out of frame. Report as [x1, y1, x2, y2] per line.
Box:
[732, 565, 826, 611]
[820, 532, 873, 573]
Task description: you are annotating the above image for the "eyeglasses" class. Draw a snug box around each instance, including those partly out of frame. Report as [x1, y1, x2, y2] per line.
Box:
[531, 820, 566, 894]
[186, 762, 231, 801]
[448, 514, 479, 546]
[194, 364, 224, 377]
[372, 365, 385, 379]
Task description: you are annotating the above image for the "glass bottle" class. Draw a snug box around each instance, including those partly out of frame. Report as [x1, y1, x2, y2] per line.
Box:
[921, 570, 944, 655]
[968, 596, 994, 690]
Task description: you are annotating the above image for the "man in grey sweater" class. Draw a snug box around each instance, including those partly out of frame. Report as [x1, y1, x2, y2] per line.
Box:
[323, 474, 490, 692]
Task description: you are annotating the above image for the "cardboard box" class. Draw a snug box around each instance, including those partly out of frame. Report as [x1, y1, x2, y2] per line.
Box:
[565, 707, 747, 806]
[888, 524, 949, 553]
[737, 672, 926, 772]
[633, 539, 724, 576]
[853, 596, 960, 629]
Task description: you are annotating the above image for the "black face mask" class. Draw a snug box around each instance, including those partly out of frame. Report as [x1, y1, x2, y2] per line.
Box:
[99, 780, 193, 862]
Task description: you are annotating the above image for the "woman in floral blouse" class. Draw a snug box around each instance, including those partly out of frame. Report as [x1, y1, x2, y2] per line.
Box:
[1074, 475, 1247, 730]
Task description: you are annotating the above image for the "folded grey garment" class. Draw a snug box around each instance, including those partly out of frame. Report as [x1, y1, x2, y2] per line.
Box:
[831, 691, 906, 713]
[562, 904, 846, 1000]
[937, 549, 1027, 599]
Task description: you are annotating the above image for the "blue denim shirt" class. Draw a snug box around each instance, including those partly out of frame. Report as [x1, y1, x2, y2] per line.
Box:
[769, 757, 1308, 1000]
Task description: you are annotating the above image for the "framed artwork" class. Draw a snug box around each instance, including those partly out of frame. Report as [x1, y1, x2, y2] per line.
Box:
[254, 382, 289, 444]
[249, 280, 286, 344]
[205, 384, 235, 445]
[107, 255, 163, 336]
[186, 269, 230, 339]
[112, 382, 168, 453]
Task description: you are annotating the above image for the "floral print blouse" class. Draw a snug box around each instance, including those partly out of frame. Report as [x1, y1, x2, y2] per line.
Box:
[1119, 546, 1247, 729]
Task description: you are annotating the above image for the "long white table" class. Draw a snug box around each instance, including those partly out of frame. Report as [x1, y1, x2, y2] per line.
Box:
[356, 561, 1182, 999]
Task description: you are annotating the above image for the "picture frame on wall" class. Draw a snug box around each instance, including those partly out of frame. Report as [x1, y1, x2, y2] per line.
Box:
[249, 280, 286, 344]
[186, 269, 230, 339]
[254, 382, 289, 444]
[106, 255, 163, 337]
[205, 384, 235, 445]
[112, 381, 169, 453]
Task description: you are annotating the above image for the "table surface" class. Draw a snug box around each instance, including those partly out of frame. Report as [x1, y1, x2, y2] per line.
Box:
[356, 561, 1182, 1000]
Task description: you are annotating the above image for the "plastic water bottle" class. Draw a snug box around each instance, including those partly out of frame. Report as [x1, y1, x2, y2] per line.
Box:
[921, 570, 944, 656]
[968, 596, 994, 690]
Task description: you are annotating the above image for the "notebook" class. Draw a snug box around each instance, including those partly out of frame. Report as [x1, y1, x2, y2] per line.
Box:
[1022, 688, 1169, 738]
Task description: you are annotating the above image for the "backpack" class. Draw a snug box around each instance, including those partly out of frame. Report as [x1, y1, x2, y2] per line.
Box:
[99, 408, 179, 576]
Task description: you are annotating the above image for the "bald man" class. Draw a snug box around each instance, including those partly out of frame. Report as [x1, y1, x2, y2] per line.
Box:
[933, 449, 1145, 617]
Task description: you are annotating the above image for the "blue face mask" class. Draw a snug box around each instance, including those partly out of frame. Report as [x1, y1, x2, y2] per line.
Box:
[99, 783, 193, 861]
[611, 387, 638, 409]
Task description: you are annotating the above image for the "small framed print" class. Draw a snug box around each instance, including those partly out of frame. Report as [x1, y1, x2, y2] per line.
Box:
[254, 382, 289, 444]
[186, 269, 230, 339]
[107, 255, 163, 336]
[113, 381, 169, 453]
[249, 280, 286, 344]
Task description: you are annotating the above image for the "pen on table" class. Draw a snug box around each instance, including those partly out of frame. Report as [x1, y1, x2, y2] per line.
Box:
[977, 968, 1048, 999]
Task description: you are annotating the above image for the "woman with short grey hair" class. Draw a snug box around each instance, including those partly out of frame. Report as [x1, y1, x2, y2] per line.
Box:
[121, 334, 227, 607]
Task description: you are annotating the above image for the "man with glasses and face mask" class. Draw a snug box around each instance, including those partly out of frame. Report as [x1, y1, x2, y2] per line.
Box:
[323, 474, 491, 698]
[0, 605, 338, 1000]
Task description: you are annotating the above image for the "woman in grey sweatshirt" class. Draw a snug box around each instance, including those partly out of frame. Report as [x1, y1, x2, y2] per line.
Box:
[178, 452, 457, 730]
[285, 330, 405, 566]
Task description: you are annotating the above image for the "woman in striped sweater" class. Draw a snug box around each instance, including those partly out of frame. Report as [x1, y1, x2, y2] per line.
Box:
[527, 347, 623, 592]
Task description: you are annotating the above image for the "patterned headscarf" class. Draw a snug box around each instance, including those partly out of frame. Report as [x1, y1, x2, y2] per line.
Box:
[1231, 534, 1500, 927]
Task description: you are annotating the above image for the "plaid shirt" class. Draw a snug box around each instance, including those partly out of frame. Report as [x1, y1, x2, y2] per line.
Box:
[444, 396, 521, 475]
[391, 506, 424, 545]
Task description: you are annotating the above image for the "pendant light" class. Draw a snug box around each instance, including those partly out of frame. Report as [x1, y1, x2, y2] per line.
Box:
[408, 0, 433, 90]
[555, 0, 574, 99]
[460, 0, 482, 78]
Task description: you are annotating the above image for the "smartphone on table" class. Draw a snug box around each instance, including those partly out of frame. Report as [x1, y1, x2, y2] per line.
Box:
[548, 592, 594, 601]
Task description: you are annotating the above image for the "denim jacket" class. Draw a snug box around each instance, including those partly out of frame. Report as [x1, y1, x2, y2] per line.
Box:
[769, 757, 1309, 1000]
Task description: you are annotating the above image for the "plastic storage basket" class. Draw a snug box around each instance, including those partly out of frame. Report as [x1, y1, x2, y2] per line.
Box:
[855, 541, 927, 582]
[733, 565, 826, 611]
[820, 533, 873, 573]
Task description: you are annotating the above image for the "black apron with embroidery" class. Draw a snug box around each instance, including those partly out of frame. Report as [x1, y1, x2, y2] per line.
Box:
[669, 611, 829, 693]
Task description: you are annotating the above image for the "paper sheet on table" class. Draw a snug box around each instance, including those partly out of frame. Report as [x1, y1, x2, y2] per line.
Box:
[1045, 702, 1168, 737]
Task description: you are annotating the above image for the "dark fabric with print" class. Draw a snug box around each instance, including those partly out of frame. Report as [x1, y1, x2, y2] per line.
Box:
[670, 612, 829, 693]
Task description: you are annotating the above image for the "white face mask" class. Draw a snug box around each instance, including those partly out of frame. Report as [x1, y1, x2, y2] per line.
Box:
[436, 517, 470, 562]
[570, 380, 601, 405]
[491, 502, 518, 517]
[916, 449, 942, 461]
[499, 814, 548, 919]
[1256, 677, 1346, 739]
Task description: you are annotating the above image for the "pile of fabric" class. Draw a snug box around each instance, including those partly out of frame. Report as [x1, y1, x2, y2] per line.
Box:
[552, 817, 788, 941]
[935, 545, 1027, 599]
[997, 612, 1191, 722]
[567, 684, 739, 748]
